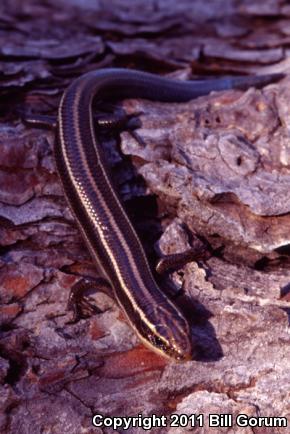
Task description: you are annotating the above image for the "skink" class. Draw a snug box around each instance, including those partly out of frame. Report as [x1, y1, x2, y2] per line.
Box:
[56, 68, 282, 361]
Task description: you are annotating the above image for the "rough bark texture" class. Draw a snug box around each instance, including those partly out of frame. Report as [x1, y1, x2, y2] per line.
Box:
[0, 1, 289, 433]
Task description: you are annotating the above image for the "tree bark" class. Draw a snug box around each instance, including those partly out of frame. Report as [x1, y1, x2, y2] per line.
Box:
[0, 1, 289, 433]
